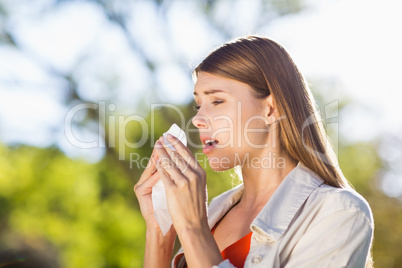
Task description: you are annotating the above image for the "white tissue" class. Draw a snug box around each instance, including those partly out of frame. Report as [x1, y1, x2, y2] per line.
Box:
[152, 124, 187, 235]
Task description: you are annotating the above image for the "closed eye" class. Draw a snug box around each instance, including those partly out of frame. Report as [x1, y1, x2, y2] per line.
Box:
[213, 100, 224, 105]
[193, 100, 224, 111]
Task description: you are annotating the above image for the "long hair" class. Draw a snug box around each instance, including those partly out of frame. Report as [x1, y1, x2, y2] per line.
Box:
[194, 36, 349, 189]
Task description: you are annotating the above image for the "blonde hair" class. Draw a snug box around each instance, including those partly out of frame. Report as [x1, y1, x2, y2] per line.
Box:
[194, 36, 349, 188]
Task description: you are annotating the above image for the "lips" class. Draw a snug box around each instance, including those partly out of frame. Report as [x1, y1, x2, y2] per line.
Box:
[200, 135, 219, 154]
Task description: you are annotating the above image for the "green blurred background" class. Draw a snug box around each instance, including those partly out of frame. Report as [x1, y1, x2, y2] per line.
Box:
[0, 0, 401, 267]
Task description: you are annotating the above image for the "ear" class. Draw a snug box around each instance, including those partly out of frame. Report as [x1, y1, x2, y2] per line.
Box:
[265, 94, 278, 124]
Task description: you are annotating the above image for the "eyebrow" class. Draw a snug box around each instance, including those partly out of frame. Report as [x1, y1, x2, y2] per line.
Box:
[193, 89, 227, 96]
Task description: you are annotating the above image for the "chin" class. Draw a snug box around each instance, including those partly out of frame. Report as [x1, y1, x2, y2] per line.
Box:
[209, 165, 231, 172]
[206, 155, 234, 172]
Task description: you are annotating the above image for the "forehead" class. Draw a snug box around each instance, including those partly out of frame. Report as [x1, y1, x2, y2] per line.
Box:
[193, 72, 253, 97]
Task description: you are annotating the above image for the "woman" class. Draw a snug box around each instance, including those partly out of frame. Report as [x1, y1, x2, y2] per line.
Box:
[134, 36, 374, 268]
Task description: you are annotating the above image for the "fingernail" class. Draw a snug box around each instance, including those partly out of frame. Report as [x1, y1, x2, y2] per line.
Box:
[155, 141, 163, 148]
[167, 133, 174, 139]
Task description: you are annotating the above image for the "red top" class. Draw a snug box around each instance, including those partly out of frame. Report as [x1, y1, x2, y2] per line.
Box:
[184, 226, 252, 268]
[212, 225, 252, 268]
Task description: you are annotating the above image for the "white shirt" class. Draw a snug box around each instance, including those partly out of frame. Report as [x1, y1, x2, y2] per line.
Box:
[172, 163, 374, 268]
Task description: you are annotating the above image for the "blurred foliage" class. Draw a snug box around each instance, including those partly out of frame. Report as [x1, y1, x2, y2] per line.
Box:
[311, 81, 402, 268]
[0, 144, 146, 267]
[0, 0, 401, 267]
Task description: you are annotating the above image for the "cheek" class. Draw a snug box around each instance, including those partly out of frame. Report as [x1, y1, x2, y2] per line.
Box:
[211, 105, 268, 148]
[240, 109, 269, 148]
[210, 105, 239, 146]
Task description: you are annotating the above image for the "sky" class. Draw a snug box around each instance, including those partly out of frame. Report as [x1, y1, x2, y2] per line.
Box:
[0, 0, 401, 195]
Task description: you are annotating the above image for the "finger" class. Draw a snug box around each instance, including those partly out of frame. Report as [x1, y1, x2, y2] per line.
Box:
[155, 155, 175, 188]
[161, 136, 205, 180]
[160, 142, 202, 190]
[155, 140, 186, 182]
[144, 171, 161, 188]
[161, 138, 191, 174]
[134, 171, 160, 194]
[165, 134, 199, 169]
[168, 150, 190, 174]
[137, 152, 159, 186]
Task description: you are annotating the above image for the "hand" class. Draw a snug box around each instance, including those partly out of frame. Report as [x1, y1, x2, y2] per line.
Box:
[134, 144, 178, 267]
[133, 147, 162, 230]
[154, 134, 209, 235]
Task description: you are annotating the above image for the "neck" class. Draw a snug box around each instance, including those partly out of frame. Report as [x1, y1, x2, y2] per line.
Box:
[238, 147, 297, 210]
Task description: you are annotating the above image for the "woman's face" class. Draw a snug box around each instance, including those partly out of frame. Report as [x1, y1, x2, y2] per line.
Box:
[192, 72, 272, 171]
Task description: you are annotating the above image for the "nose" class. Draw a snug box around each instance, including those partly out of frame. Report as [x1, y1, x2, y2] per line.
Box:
[192, 113, 210, 129]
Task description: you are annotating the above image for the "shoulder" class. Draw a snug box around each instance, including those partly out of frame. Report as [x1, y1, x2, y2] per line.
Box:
[295, 163, 373, 224]
[280, 185, 374, 268]
[308, 184, 373, 225]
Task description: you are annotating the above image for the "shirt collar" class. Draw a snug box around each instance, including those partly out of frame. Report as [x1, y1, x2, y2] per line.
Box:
[250, 162, 325, 242]
[207, 183, 244, 230]
[207, 163, 325, 241]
